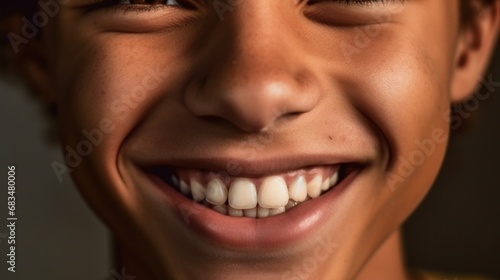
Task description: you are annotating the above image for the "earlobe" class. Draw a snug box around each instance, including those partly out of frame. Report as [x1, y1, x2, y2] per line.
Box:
[2, 12, 55, 104]
[451, 1, 500, 103]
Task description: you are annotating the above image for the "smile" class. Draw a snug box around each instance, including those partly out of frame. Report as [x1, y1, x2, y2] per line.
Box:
[141, 156, 363, 248]
[147, 164, 350, 218]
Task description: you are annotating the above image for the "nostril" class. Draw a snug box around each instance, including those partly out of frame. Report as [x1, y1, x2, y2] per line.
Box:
[198, 115, 244, 131]
[270, 112, 302, 128]
[283, 112, 302, 120]
[184, 64, 320, 133]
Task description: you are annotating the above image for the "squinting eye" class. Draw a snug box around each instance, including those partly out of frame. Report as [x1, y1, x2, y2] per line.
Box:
[87, 0, 188, 12]
[122, 0, 181, 5]
[308, 0, 395, 5]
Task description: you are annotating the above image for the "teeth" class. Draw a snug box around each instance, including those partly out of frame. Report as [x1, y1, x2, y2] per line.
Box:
[321, 177, 330, 191]
[190, 178, 206, 202]
[173, 167, 345, 218]
[179, 180, 191, 196]
[269, 207, 285, 216]
[243, 207, 257, 218]
[288, 175, 308, 202]
[285, 200, 298, 210]
[258, 176, 289, 208]
[307, 175, 323, 198]
[228, 178, 258, 210]
[213, 204, 227, 215]
[171, 175, 179, 187]
[206, 178, 228, 205]
[257, 206, 270, 218]
[228, 205, 243, 217]
[329, 171, 339, 187]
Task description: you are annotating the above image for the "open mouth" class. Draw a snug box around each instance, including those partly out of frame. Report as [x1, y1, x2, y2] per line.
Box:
[146, 164, 353, 218]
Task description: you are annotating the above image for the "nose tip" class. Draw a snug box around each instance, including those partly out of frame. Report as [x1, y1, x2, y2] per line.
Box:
[183, 1, 320, 133]
[184, 69, 319, 132]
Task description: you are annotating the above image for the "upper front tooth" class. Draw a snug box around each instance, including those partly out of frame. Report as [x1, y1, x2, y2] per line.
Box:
[258, 176, 289, 208]
[329, 171, 339, 187]
[228, 206, 243, 217]
[307, 175, 323, 198]
[213, 204, 227, 215]
[228, 178, 258, 209]
[206, 178, 228, 205]
[190, 178, 206, 202]
[289, 175, 307, 202]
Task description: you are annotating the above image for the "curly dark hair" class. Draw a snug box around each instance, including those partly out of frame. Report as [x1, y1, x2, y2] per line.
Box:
[462, 0, 497, 24]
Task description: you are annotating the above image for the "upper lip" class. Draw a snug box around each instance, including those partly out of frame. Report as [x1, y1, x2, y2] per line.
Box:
[141, 153, 368, 177]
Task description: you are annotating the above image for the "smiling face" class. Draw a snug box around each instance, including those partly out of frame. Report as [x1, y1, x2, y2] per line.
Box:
[26, 0, 498, 279]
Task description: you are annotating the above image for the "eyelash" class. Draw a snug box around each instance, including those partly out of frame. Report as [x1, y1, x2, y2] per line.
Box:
[308, 0, 395, 5]
[89, 0, 187, 13]
[89, 0, 394, 13]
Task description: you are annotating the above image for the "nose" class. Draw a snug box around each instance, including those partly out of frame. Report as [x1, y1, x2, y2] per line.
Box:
[184, 2, 319, 132]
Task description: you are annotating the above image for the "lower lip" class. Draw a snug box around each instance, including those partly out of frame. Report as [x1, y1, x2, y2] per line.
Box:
[148, 169, 359, 250]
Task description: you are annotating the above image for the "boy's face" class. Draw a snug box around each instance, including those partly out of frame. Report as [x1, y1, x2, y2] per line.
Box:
[42, 0, 480, 278]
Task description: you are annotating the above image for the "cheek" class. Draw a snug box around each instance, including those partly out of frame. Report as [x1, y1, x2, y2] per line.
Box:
[51, 32, 196, 217]
[309, 22, 454, 229]
[55, 33, 186, 161]
[346, 27, 453, 220]
[357, 40, 450, 163]
[359, 43, 450, 213]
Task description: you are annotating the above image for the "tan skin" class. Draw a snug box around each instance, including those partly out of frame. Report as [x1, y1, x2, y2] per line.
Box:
[6, 0, 500, 279]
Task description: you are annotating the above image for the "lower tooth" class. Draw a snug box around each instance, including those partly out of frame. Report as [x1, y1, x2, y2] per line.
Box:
[257, 206, 270, 218]
[243, 208, 257, 218]
[228, 206, 243, 217]
[213, 204, 227, 215]
[269, 207, 285, 216]
[285, 200, 298, 210]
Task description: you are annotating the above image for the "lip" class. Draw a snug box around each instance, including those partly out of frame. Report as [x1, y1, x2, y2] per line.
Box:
[144, 163, 362, 250]
[138, 154, 369, 177]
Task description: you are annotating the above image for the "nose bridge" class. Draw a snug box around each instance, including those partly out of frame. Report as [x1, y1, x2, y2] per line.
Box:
[227, 1, 287, 66]
[184, 1, 319, 132]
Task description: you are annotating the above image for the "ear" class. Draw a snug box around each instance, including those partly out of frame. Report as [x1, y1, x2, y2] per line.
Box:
[2, 12, 54, 104]
[451, 1, 500, 102]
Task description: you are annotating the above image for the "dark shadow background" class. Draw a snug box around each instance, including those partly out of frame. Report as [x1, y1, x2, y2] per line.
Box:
[403, 45, 500, 278]
[0, 18, 499, 280]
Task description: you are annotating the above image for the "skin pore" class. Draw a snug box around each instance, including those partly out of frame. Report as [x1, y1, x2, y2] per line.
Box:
[6, 0, 500, 279]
